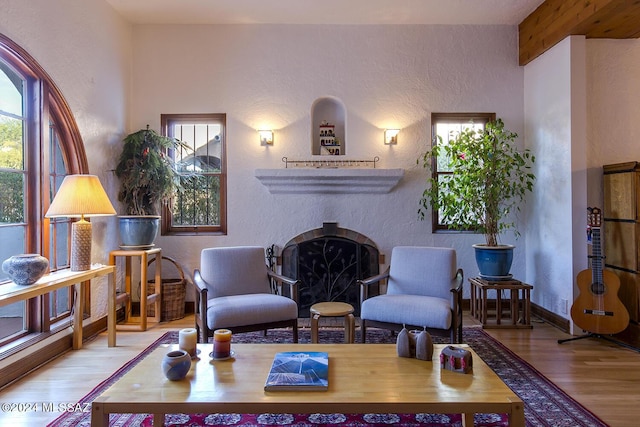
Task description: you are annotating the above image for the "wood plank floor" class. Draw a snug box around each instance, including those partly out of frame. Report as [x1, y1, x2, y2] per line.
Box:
[0, 313, 638, 426]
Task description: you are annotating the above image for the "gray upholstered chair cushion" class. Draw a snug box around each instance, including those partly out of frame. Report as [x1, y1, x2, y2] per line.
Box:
[206, 293, 298, 330]
[194, 246, 299, 341]
[359, 246, 463, 342]
[199, 246, 271, 297]
[386, 246, 457, 300]
[360, 294, 452, 330]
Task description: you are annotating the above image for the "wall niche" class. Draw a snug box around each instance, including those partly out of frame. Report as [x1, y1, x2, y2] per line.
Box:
[311, 96, 346, 156]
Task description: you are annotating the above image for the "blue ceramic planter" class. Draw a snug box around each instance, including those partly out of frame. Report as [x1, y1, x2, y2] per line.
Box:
[472, 244, 514, 280]
[118, 216, 160, 247]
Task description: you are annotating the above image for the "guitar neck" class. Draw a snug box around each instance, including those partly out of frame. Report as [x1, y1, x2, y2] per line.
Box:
[591, 227, 603, 283]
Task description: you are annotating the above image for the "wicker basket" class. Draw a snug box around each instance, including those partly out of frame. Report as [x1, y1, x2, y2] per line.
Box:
[146, 256, 186, 321]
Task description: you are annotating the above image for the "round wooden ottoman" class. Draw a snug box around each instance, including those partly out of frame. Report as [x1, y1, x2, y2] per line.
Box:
[310, 301, 355, 343]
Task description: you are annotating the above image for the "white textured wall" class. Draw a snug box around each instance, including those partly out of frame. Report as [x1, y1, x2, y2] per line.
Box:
[131, 24, 526, 290]
[587, 39, 640, 200]
[0, 0, 131, 320]
[524, 37, 588, 324]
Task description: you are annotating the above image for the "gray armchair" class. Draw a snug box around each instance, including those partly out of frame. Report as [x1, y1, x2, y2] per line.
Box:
[193, 246, 299, 343]
[359, 246, 463, 343]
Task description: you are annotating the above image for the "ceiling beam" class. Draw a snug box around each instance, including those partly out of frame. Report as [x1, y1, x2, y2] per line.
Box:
[519, 0, 640, 66]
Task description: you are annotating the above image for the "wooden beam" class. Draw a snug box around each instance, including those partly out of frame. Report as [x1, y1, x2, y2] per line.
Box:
[519, 0, 640, 66]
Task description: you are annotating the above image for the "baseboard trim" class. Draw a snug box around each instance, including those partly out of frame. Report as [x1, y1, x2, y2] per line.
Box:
[462, 298, 570, 334]
[531, 302, 570, 333]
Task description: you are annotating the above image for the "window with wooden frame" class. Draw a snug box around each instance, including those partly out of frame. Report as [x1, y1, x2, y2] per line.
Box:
[161, 114, 227, 235]
[0, 34, 87, 350]
[430, 112, 496, 232]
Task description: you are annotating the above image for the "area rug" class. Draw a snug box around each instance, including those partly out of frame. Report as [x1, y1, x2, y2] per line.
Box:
[47, 327, 608, 427]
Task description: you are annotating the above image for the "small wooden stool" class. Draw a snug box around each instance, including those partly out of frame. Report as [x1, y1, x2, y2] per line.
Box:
[310, 302, 355, 343]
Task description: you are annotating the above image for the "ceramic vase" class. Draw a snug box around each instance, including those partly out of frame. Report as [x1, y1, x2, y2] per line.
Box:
[2, 254, 49, 286]
[162, 350, 191, 380]
[118, 215, 160, 248]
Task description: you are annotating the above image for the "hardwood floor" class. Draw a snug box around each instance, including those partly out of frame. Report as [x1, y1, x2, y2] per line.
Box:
[0, 314, 638, 426]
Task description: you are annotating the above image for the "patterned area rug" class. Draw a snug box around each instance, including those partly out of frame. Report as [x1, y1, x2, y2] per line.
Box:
[47, 327, 608, 427]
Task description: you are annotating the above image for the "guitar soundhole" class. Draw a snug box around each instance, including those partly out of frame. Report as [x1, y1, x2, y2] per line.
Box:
[591, 282, 605, 295]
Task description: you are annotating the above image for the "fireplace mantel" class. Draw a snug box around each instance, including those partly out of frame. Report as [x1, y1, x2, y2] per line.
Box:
[255, 168, 404, 194]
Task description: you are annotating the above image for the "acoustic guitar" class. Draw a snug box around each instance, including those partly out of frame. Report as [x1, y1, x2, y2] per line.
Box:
[571, 207, 630, 335]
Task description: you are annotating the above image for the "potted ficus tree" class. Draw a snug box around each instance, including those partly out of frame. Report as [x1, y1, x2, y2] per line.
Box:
[115, 125, 187, 247]
[418, 118, 536, 279]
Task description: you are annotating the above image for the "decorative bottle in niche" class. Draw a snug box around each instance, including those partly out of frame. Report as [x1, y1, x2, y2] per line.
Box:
[319, 120, 341, 155]
[2, 254, 49, 286]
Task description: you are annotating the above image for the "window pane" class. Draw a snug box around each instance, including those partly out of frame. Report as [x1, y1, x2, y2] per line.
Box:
[48, 219, 70, 269]
[0, 226, 26, 281]
[50, 286, 71, 320]
[47, 126, 70, 270]
[173, 175, 221, 226]
[0, 171, 24, 223]
[0, 116, 23, 170]
[0, 63, 23, 117]
[434, 122, 485, 172]
[0, 302, 26, 341]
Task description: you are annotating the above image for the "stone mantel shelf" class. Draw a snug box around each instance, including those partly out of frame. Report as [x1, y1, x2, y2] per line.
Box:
[255, 168, 405, 194]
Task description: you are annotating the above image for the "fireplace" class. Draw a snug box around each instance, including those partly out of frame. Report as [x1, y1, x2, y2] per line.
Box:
[281, 223, 380, 317]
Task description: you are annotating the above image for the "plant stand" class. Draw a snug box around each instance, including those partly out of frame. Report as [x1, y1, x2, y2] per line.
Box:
[469, 277, 533, 329]
[109, 248, 162, 339]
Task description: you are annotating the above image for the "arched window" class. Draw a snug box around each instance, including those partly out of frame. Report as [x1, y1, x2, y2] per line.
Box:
[0, 33, 87, 350]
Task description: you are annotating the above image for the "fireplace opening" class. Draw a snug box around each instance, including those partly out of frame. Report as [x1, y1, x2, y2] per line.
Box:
[280, 223, 380, 317]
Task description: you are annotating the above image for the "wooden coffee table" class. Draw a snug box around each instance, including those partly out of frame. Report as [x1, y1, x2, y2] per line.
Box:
[91, 343, 524, 427]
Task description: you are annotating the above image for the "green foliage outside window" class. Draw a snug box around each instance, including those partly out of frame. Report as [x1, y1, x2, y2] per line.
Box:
[0, 117, 24, 223]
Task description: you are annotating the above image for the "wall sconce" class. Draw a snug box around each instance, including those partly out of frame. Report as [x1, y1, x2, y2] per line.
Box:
[384, 129, 399, 145]
[259, 130, 274, 146]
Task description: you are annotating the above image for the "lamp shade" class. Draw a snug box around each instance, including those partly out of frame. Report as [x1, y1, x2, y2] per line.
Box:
[45, 174, 116, 218]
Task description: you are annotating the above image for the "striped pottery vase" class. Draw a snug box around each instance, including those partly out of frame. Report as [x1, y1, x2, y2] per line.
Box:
[161, 350, 191, 381]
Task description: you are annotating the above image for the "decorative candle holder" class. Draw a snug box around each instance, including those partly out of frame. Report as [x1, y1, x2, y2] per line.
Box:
[178, 328, 198, 358]
[212, 329, 232, 359]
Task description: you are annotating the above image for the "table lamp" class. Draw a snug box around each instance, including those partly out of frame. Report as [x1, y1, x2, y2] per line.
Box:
[45, 174, 116, 271]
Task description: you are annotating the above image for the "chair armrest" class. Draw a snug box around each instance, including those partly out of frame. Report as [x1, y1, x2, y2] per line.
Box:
[267, 270, 300, 303]
[450, 268, 463, 294]
[358, 267, 390, 287]
[358, 266, 390, 303]
[193, 269, 208, 296]
[193, 269, 210, 342]
[449, 268, 464, 343]
[449, 268, 464, 311]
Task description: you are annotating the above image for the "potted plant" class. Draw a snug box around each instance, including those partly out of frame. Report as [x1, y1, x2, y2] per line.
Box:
[418, 118, 536, 278]
[115, 125, 186, 247]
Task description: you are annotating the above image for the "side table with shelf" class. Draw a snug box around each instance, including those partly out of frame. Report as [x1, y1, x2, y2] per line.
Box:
[469, 277, 533, 329]
[108, 248, 162, 346]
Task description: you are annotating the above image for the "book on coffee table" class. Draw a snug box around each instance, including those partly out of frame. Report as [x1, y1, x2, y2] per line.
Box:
[264, 351, 329, 391]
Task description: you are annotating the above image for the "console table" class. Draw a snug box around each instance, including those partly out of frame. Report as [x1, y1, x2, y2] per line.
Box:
[0, 265, 115, 350]
[108, 248, 162, 346]
[469, 277, 533, 329]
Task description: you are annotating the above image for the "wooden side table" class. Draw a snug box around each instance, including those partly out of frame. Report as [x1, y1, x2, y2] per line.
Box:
[310, 302, 356, 343]
[469, 277, 533, 329]
[108, 248, 162, 345]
